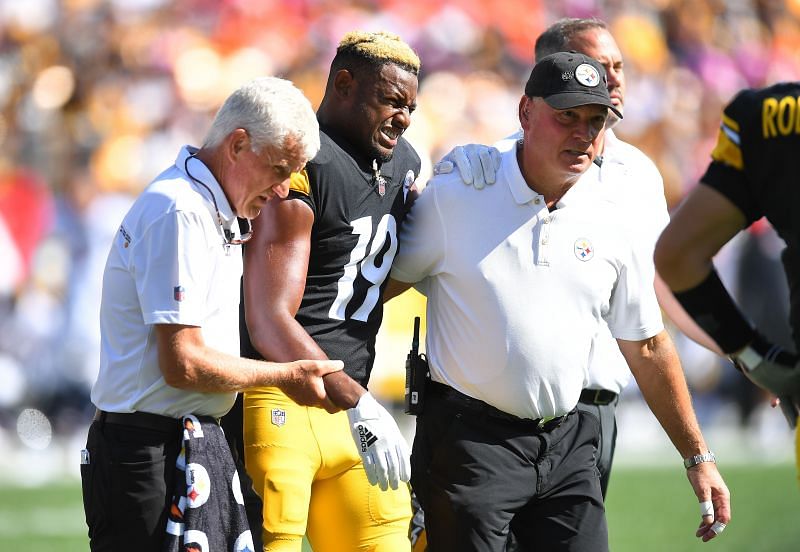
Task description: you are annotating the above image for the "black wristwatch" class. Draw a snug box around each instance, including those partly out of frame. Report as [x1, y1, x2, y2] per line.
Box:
[683, 451, 716, 469]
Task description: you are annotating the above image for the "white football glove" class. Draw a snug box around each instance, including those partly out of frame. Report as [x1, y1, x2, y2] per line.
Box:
[347, 392, 411, 491]
[433, 144, 501, 189]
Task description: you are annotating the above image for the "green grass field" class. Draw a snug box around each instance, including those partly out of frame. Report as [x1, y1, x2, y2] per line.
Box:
[605, 464, 799, 552]
[1, 464, 797, 551]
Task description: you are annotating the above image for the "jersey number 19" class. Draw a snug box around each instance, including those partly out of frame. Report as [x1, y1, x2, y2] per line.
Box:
[329, 214, 398, 322]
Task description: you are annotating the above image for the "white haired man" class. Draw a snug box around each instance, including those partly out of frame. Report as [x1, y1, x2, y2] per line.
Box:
[81, 77, 343, 552]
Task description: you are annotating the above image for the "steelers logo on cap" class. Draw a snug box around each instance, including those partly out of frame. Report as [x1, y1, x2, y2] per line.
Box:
[575, 63, 601, 87]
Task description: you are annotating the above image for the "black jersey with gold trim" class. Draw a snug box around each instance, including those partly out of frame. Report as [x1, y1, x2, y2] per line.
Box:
[242, 128, 420, 386]
[700, 82, 800, 346]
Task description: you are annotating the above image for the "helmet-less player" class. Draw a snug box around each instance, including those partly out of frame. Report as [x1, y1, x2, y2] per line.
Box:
[239, 31, 421, 551]
[656, 82, 800, 469]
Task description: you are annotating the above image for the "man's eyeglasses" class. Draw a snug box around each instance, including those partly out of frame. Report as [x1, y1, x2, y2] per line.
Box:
[184, 155, 253, 245]
[225, 218, 253, 245]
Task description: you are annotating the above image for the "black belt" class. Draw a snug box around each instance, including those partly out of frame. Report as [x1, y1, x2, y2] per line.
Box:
[427, 381, 566, 430]
[94, 409, 182, 433]
[578, 388, 618, 406]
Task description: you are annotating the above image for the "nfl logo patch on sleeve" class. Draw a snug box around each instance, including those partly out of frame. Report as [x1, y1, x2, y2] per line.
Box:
[174, 286, 185, 302]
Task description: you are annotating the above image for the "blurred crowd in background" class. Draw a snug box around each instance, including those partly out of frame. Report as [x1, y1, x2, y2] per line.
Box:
[0, 0, 798, 472]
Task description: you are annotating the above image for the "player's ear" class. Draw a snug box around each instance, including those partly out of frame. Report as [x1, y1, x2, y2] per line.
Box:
[333, 69, 356, 99]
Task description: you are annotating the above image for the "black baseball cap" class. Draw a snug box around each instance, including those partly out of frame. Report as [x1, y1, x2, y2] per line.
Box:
[524, 51, 622, 119]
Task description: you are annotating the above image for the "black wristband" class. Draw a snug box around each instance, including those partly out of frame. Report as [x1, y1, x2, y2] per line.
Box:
[673, 269, 756, 354]
[750, 334, 799, 365]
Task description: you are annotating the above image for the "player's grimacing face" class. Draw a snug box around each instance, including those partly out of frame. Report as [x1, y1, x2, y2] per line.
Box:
[351, 63, 418, 163]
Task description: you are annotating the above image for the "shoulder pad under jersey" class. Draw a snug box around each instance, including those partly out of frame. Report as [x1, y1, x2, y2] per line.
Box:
[289, 170, 310, 197]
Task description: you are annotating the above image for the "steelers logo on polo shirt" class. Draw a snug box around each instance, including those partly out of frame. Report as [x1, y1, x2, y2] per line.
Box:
[574, 238, 595, 261]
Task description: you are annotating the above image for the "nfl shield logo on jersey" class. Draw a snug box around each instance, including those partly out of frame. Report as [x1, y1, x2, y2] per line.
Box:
[271, 408, 286, 427]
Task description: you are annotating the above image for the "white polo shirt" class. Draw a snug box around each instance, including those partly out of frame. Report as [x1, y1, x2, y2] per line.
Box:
[391, 144, 663, 419]
[91, 146, 244, 419]
[495, 129, 669, 395]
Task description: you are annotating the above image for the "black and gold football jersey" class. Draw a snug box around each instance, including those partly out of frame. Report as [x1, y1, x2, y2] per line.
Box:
[701, 82, 800, 347]
[242, 127, 421, 386]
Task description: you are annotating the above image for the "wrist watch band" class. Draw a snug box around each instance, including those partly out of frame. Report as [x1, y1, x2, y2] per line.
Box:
[683, 451, 716, 469]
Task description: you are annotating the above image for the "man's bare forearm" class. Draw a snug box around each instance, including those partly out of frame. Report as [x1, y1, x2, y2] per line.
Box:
[619, 331, 708, 457]
[156, 324, 342, 410]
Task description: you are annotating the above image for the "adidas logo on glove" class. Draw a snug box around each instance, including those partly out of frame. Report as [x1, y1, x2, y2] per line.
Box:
[347, 392, 411, 490]
[358, 425, 378, 451]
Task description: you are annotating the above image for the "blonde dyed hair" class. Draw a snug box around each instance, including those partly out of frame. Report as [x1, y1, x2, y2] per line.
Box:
[335, 30, 420, 75]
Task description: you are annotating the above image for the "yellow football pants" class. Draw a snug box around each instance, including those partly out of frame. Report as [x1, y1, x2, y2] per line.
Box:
[244, 388, 411, 552]
[796, 418, 799, 486]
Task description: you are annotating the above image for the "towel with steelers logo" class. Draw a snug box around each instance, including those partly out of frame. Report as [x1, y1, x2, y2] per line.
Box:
[163, 415, 255, 552]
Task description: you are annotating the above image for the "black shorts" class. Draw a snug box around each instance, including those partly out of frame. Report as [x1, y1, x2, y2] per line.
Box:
[411, 389, 607, 552]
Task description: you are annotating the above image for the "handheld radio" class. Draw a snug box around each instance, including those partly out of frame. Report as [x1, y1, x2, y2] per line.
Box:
[404, 316, 428, 415]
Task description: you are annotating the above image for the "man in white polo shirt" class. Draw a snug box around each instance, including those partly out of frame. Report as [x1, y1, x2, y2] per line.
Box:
[385, 52, 730, 551]
[422, 21, 732, 552]
[433, 21, 722, 510]
[81, 77, 343, 552]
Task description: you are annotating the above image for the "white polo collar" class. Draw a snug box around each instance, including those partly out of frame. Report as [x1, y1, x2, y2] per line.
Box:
[599, 128, 621, 162]
[499, 143, 587, 209]
[175, 145, 237, 227]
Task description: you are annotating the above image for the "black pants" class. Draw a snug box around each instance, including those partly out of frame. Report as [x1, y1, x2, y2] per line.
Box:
[81, 415, 181, 552]
[412, 391, 607, 552]
[575, 395, 618, 498]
